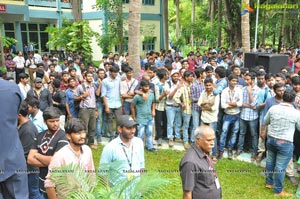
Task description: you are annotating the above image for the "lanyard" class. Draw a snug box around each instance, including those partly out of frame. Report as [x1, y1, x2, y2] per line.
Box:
[40, 129, 59, 154]
[122, 145, 133, 170]
[205, 155, 216, 177]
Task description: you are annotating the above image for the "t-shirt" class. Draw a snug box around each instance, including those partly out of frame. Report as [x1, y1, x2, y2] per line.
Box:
[33, 129, 68, 193]
[18, 120, 39, 172]
[131, 92, 155, 125]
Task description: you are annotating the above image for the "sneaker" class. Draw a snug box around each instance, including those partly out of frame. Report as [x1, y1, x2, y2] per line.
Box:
[147, 148, 159, 153]
[174, 138, 183, 143]
[251, 154, 257, 162]
[168, 139, 174, 148]
[265, 184, 273, 189]
[256, 152, 265, 163]
[234, 150, 242, 157]
[153, 140, 158, 145]
[217, 150, 224, 160]
[184, 142, 190, 150]
[274, 190, 293, 197]
[93, 140, 98, 146]
[157, 138, 163, 146]
[228, 149, 233, 160]
[287, 176, 298, 185]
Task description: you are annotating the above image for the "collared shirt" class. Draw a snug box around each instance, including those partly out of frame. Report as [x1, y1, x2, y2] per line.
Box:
[76, 82, 97, 109]
[164, 80, 179, 106]
[240, 85, 260, 121]
[45, 144, 95, 189]
[99, 136, 145, 185]
[29, 110, 48, 133]
[13, 56, 25, 69]
[213, 78, 228, 95]
[120, 78, 138, 103]
[191, 80, 205, 112]
[264, 103, 300, 142]
[180, 144, 221, 199]
[101, 76, 122, 108]
[18, 83, 31, 99]
[174, 83, 192, 114]
[132, 92, 155, 125]
[65, 88, 78, 118]
[155, 82, 167, 111]
[221, 86, 243, 115]
[198, 92, 220, 123]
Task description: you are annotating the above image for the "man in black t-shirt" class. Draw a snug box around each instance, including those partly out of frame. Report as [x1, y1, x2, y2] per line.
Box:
[18, 101, 43, 199]
[28, 107, 68, 198]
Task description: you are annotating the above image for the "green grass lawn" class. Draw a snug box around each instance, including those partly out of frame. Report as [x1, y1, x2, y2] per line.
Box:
[92, 145, 298, 199]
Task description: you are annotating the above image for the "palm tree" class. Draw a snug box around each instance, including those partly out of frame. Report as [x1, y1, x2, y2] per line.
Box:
[241, 0, 250, 52]
[128, 0, 141, 78]
[48, 163, 176, 199]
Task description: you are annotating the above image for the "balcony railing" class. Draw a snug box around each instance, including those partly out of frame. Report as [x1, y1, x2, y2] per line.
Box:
[28, 0, 71, 9]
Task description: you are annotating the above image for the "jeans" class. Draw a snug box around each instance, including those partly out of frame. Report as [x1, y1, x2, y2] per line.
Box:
[28, 173, 43, 199]
[106, 107, 122, 136]
[123, 101, 131, 115]
[78, 108, 96, 145]
[237, 118, 258, 155]
[95, 101, 104, 142]
[137, 119, 154, 150]
[182, 113, 192, 143]
[265, 136, 293, 194]
[219, 114, 240, 152]
[201, 121, 217, 156]
[0, 172, 28, 199]
[155, 110, 166, 139]
[165, 106, 182, 140]
[191, 110, 201, 143]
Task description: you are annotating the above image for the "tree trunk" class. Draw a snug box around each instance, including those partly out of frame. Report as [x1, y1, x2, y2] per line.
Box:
[175, 0, 180, 39]
[0, 30, 4, 67]
[128, 0, 141, 78]
[163, 0, 169, 50]
[217, 0, 222, 47]
[210, 0, 214, 47]
[117, 2, 124, 54]
[191, 0, 195, 50]
[70, 0, 82, 22]
[241, 0, 250, 53]
[278, 0, 287, 52]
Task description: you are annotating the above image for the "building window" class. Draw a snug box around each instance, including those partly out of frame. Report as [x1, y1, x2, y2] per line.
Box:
[4, 23, 15, 38]
[115, 37, 128, 53]
[142, 37, 155, 51]
[123, 0, 129, 3]
[143, 0, 155, 5]
[21, 23, 50, 52]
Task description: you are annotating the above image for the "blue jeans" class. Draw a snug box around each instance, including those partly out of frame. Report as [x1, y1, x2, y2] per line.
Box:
[137, 119, 154, 150]
[123, 101, 131, 115]
[191, 110, 201, 143]
[265, 137, 293, 194]
[219, 114, 240, 152]
[182, 113, 192, 143]
[201, 121, 217, 156]
[95, 101, 103, 141]
[28, 173, 43, 199]
[237, 118, 258, 154]
[165, 106, 182, 139]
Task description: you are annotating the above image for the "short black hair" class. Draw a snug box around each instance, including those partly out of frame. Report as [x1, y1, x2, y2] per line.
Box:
[256, 70, 266, 77]
[64, 118, 86, 134]
[205, 65, 214, 72]
[18, 101, 28, 117]
[43, 107, 61, 120]
[183, 70, 194, 79]
[194, 68, 205, 79]
[204, 78, 214, 84]
[140, 79, 150, 87]
[215, 66, 227, 78]
[52, 79, 60, 89]
[26, 97, 40, 109]
[283, 89, 296, 103]
[292, 76, 300, 85]
[245, 72, 256, 80]
[228, 74, 238, 81]
[109, 65, 119, 73]
[157, 68, 167, 80]
[273, 83, 284, 91]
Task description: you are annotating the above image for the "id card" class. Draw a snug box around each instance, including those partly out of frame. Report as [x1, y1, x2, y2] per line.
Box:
[215, 177, 221, 189]
[128, 172, 133, 180]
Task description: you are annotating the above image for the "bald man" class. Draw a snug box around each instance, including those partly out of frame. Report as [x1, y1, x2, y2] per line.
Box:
[180, 125, 222, 199]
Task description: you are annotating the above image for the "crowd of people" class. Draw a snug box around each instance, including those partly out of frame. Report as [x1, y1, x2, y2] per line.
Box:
[2, 45, 300, 198]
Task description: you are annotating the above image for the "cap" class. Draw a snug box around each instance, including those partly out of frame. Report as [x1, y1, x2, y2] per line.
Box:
[170, 69, 179, 77]
[34, 77, 42, 83]
[19, 73, 29, 79]
[117, 115, 137, 127]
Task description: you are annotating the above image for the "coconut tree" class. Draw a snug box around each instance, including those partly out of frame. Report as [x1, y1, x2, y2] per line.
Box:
[241, 0, 250, 52]
[128, 0, 141, 78]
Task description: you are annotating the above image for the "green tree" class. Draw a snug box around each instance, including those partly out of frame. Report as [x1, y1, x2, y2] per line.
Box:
[46, 19, 96, 62]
